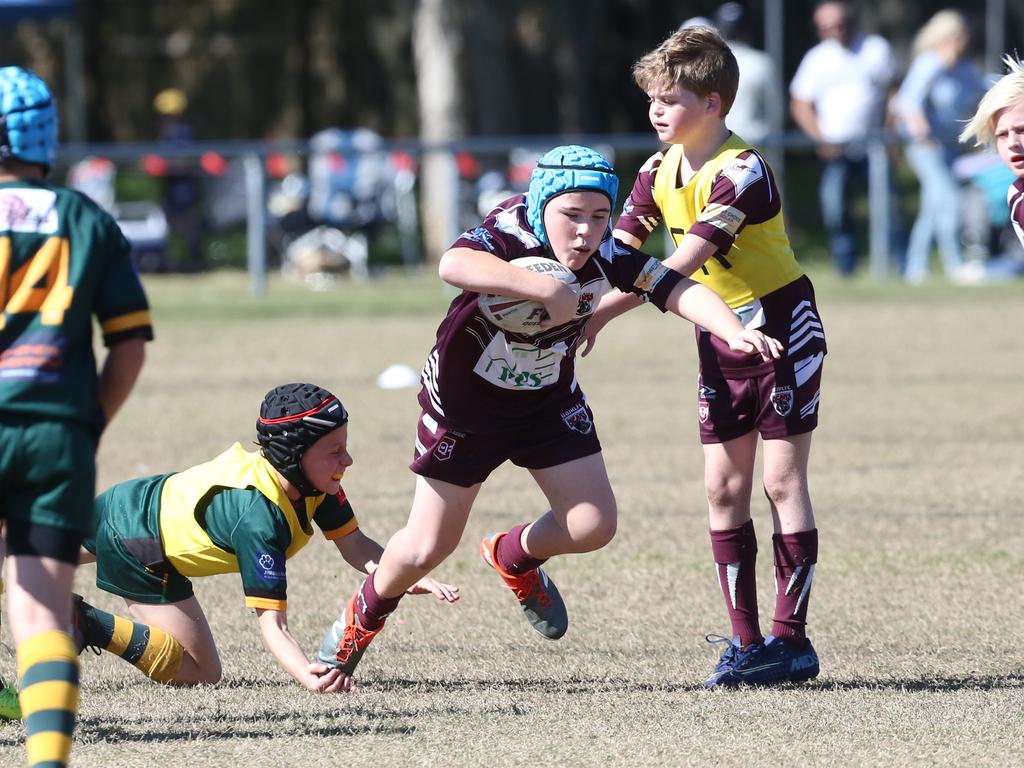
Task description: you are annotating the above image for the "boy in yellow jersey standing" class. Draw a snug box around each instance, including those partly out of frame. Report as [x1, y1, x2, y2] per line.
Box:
[73, 383, 458, 692]
[0, 66, 152, 763]
[584, 26, 826, 687]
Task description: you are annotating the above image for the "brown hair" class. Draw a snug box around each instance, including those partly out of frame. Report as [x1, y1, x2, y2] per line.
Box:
[631, 25, 740, 116]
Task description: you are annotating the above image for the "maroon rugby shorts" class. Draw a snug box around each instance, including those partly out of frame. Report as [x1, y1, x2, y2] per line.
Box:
[410, 402, 602, 487]
[697, 352, 823, 444]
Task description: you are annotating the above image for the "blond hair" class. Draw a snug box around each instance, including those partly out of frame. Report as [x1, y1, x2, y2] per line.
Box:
[960, 55, 1024, 145]
[631, 26, 739, 116]
[912, 10, 968, 56]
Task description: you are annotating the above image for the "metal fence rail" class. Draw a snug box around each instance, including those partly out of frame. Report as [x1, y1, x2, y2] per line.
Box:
[58, 131, 913, 294]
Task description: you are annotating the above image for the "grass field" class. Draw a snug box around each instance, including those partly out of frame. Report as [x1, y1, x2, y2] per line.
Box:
[2, 267, 1022, 767]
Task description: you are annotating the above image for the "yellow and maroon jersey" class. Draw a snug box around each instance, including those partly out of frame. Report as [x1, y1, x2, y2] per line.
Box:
[616, 135, 804, 308]
[157, 443, 358, 610]
[0, 180, 152, 430]
[616, 136, 825, 376]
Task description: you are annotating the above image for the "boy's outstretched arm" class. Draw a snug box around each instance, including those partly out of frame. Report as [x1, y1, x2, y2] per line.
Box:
[584, 232, 782, 360]
[662, 234, 782, 361]
[255, 607, 353, 693]
[332, 530, 460, 602]
[584, 232, 781, 361]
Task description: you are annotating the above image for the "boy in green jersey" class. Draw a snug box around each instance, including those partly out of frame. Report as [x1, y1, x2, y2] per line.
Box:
[0, 67, 152, 766]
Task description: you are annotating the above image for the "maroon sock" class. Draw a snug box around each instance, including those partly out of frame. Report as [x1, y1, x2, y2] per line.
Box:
[355, 570, 402, 631]
[710, 519, 763, 646]
[771, 529, 818, 643]
[495, 523, 546, 575]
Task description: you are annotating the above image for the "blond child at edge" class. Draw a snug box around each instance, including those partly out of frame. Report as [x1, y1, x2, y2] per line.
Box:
[584, 25, 826, 687]
[960, 55, 1024, 249]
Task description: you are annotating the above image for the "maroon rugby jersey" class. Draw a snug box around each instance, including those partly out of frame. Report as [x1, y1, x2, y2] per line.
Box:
[418, 194, 683, 433]
[1009, 179, 1024, 249]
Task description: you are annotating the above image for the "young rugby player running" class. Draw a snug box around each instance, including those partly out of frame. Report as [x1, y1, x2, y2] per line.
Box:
[317, 144, 782, 687]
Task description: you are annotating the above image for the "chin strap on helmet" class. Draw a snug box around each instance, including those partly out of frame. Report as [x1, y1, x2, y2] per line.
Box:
[256, 383, 349, 497]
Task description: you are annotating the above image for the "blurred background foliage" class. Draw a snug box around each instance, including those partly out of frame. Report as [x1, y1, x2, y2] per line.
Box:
[0, 1, 1020, 274]
[1, 0, 1020, 143]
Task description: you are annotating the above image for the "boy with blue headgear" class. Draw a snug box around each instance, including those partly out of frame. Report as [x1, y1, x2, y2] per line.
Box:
[0, 66, 152, 764]
[316, 144, 782, 686]
[71, 383, 458, 694]
[586, 25, 827, 688]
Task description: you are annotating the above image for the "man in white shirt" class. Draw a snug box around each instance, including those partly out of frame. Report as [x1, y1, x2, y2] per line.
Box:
[790, 1, 896, 276]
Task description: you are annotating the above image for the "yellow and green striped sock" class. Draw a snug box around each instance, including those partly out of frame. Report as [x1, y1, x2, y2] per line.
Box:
[79, 601, 183, 684]
[17, 629, 78, 768]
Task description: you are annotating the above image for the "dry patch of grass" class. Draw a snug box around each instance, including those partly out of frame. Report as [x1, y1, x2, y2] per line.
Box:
[2, 269, 1022, 767]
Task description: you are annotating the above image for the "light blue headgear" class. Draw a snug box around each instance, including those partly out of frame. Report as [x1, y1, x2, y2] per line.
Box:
[0, 67, 58, 169]
[526, 145, 619, 247]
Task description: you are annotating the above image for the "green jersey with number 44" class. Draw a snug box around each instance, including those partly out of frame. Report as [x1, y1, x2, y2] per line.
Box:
[0, 179, 153, 430]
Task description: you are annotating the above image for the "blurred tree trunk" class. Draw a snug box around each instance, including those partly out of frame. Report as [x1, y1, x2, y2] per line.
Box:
[463, 3, 512, 135]
[553, 0, 606, 133]
[414, 0, 463, 263]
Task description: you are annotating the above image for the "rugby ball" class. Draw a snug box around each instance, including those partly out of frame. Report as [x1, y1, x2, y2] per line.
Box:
[477, 256, 580, 336]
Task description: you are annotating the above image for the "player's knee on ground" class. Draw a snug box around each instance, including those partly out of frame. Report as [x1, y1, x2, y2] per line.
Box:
[182, 653, 221, 686]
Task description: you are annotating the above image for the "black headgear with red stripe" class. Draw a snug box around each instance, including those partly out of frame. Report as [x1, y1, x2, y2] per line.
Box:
[256, 382, 349, 497]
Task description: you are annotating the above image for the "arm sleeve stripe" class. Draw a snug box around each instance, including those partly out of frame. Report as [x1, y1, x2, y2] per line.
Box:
[101, 309, 153, 335]
[245, 596, 287, 611]
[321, 518, 359, 541]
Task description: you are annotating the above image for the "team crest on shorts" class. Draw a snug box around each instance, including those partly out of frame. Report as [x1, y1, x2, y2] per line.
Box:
[770, 385, 794, 417]
[698, 400, 710, 423]
[561, 403, 593, 435]
[434, 435, 457, 461]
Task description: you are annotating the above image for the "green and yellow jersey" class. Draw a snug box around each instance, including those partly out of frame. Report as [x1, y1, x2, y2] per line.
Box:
[97, 444, 357, 611]
[0, 180, 153, 430]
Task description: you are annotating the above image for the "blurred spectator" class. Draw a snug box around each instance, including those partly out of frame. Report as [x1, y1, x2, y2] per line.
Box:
[714, 2, 781, 147]
[892, 10, 986, 283]
[790, 2, 897, 276]
[153, 88, 203, 269]
[953, 149, 1024, 278]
